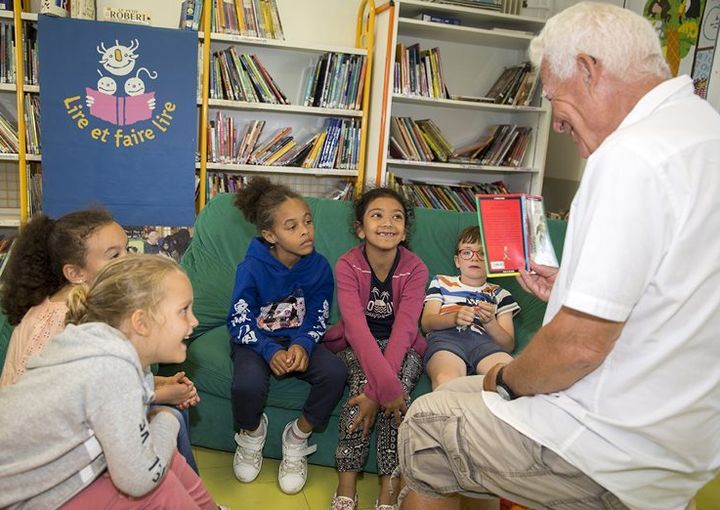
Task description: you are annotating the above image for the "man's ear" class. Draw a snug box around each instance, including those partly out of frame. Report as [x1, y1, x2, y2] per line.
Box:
[577, 53, 599, 91]
[62, 263, 87, 285]
[261, 229, 278, 245]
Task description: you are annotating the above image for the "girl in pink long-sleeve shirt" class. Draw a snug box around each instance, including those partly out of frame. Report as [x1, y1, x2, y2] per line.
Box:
[324, 188, 428, 510]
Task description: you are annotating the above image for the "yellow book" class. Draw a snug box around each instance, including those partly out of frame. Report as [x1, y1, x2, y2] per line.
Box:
[264, 140, 296, 165]
[303, 132, 327, 168]
[234, 0, 246, 32]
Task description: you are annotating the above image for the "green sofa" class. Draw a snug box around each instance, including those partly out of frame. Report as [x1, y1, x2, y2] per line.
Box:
[0, 193, 566, 473]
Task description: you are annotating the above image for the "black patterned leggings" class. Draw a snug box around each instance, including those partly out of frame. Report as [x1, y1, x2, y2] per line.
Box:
[335, 339, 424, 476]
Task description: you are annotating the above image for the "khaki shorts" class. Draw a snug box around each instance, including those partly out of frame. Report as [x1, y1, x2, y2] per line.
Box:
[397, 375, 628, 510]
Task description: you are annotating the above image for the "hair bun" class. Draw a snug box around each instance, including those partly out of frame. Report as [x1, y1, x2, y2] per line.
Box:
[65, 284, 91, 325]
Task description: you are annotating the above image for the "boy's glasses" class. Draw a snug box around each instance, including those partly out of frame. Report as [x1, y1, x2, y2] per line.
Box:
[457, 249, 485, 260]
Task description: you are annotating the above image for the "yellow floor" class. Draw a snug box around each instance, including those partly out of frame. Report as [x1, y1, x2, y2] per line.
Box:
[195, 447, 720, 510]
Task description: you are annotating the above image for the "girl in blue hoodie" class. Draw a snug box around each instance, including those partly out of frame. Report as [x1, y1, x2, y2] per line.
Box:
[227, 177, 347, 495]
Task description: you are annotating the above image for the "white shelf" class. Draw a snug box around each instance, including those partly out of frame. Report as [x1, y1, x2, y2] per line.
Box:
[398, 0, 545, 33]
[204, 99, 363, 118]
[0, 153, 41, 161]
[0, 83, 39, 93]
[200, 163, 358, 178]
[386, 158, 537, 173]
[0, 208, 20, 227]
[199, 32, 367, 56]
[22, 12, 38, 21]
[392, 93, 545, 113]
[0, 10, 12, 20]
[398, 18, 532, 49]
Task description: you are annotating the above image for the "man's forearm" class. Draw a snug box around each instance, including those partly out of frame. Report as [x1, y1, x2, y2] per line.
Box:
[504, 307, 624, 396]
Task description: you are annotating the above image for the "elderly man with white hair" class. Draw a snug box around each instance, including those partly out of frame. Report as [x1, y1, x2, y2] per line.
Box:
[396, 2, 720, 510]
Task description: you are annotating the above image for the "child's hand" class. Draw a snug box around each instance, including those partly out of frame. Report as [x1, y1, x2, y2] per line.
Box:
[455, 306, 476, 327]
[347, 392, 379, 438]
[270, 350, 290, 376]
[285, 344, 309, 373]
[382, 392, 409, 426]
[475, 301, 497, 325]
[155, 381, 196, 406]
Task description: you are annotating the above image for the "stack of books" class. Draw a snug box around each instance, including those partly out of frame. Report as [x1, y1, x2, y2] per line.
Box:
[484, 63, 540, 106]
[0, 108, 18, 154]
[389, 174, 509, 211]
[394, 44, 449, 99]
[207, 116, 361, 170]
[450, 124, 531, 167]
[206, 172, 248, 200]
[210, 47, 288, 104]
[301, 53, 367, 111]
[24, 94, 40, 155]
[389, 117, 456, 162]
[182, 0, 284, 39]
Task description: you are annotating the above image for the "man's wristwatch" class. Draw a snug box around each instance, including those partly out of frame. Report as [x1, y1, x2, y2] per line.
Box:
[495, 366, 520, 401]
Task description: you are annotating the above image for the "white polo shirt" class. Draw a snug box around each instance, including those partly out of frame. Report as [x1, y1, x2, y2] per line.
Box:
[484, 76, 720, 510]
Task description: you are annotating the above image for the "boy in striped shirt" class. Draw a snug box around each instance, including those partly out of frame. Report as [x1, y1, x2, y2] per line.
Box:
[421, 226, 520, 390]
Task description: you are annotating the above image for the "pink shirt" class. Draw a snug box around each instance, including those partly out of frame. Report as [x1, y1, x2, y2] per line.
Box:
[324, 245, 428, 404]
[0, 298, 67, 387]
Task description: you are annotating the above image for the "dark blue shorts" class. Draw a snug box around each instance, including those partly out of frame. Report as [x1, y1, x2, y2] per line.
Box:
[423, 327, 505, 375]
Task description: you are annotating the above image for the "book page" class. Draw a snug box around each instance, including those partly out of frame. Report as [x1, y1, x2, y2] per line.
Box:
[524, 195, 559, 268]
[477, 195, 526, 276]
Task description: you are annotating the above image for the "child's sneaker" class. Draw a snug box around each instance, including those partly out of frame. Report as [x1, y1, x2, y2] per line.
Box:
[375, 502, 397, 510]
[232, 413, 268, 483]
[330, 493, 358, 510]
[278, 421, 317, 494]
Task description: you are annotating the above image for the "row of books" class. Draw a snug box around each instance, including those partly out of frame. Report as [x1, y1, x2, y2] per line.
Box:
[0, 15, 37, 87]
[423, 0, 502, 12]
[388, 174, 510, 212]
[27, 162, 41, 214]
[206, 172, 247, 200]
[207, 116, 361, 170]
[484, 62, 540, 106]
[452, 124, 531, 167]
[394, 44, 449, 99]
[389, 116, 455, 162]
[0, 100, 40, 154]
[209, 47, 288, 103]
[182, 0, 284, 39]
[301, 52, 367, 111]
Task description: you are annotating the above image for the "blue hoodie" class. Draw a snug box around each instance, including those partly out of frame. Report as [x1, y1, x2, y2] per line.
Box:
[227, 237, 333, 363]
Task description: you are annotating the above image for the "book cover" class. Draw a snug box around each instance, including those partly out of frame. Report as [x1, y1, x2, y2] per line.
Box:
[86, 88, 155, 126]
[476, 193, 558, 277]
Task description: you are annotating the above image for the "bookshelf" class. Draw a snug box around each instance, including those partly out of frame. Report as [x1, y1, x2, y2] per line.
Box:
[0, 0, 374, 225]
[196, 0, 376, 207]
[365, 0, 551, 205]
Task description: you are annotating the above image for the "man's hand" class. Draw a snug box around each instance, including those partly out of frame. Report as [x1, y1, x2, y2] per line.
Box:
[270, 350, 290, 376]
[454, 306, 476, 327]
[517, 263, 559, 302]
[285, 344, 309, 373]
[347, 392, 380, 438]
[382, 392, 409, 426]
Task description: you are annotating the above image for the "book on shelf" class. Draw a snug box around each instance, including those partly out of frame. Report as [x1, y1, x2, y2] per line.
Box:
[207, 116, 361, 170]
[484, 63, 541, 106]
[96, 0, 183, 28]
[301, 52, 367, 111]
[476, 193, 558, 277]
[394, 43, 449, 99]
[27, 163, 42, 215]
[70, 0, 95, 19]
[422, 0, 502, 12]
[209, 47, 288, 104]
[449, 94, 495, 104]
[416, 12, 462, 25]
[24, 94, 40, 155]
[0, 106, 19, 153]
[449, 124, 531, 167]
[388, 174, 508, 212]
[388, 116, 456, 162]
[0, 23, 16, 85]
[183, 0, 284, 39]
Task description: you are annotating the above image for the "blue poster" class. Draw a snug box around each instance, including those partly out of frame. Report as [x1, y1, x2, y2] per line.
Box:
[39, 16, 198, 226]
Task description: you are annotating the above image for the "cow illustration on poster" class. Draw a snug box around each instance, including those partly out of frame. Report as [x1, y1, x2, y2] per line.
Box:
[39, 16, 198, 226]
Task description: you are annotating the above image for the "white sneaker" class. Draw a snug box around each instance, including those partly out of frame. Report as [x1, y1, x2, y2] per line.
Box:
[233, 414, 268, 483]
[330, 492, 358, 510]
[278, 421, 317, 494]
